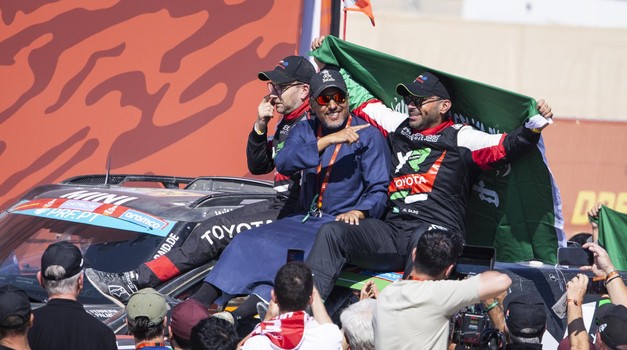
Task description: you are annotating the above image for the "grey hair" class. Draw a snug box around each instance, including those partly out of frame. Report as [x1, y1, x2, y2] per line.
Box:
[509, 333, 542, 345]
[340, 299, 376, 350]
[41, 265, 81, 295]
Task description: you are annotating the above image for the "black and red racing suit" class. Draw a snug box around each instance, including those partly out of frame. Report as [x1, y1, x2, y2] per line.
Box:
[308, 95, 543, 298]
[137, 102, 310, 287]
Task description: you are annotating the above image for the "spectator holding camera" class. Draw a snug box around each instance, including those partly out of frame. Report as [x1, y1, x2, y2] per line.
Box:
[240, 262, 343, 350]
[564, 273, 627, 350]
[374, 229, 512, 349]
[581, 243, 627, 307]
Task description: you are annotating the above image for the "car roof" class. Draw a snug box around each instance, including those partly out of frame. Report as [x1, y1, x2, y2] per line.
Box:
[11, 174, 274, 222]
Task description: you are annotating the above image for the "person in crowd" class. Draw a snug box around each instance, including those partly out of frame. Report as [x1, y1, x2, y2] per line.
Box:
[189, 317, 238, 350]
[503, 291, 547, 349]
[239, 262, 343, 349]
[307, 36, 554, 300]
[125, 288, 170, 350]
[0, 285, 33, 350]
[27, 241, 116, 350]
[374, 229, 512, 349]
[169, 299, 211, 350]
[593, 303, 627, 350]
[563, 273, 627, 350]
[339, 298, 376, 350]
[85, 55, 316, 306]
[581, 242, 627, 307]
[189, 69, 390, 323]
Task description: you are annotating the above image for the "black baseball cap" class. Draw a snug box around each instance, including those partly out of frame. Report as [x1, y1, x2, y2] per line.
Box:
[309, 69, 347, 99]
[41, 241, 84, 280]
[258, 56, 316, 84]
[0, 285, 31, 329]
[596, 303, 627, 349]
[396, 72, 450, 100]
[504, 291, 547, 338]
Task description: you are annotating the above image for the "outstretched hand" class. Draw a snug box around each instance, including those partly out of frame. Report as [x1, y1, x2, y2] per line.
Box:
[581, 242, 616, 277]
[566, 273, 588, 304]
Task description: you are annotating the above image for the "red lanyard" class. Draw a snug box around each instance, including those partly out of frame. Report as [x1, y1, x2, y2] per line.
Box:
[315, 115, 352, 211]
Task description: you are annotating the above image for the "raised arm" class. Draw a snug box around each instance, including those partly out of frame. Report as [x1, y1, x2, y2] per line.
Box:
[246, 96, 277, 175]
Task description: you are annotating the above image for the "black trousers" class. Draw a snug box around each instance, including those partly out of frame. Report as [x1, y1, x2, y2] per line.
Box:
[306, 218, 436, 299]
[138, 196, 293, 287]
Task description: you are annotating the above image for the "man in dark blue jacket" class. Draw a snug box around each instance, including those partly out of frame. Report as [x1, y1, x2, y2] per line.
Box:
[190, 69, 391, 322]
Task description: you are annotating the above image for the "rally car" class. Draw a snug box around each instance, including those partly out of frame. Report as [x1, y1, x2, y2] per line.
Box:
[1, 174, 624, 349]
[0, 174, 276, 348]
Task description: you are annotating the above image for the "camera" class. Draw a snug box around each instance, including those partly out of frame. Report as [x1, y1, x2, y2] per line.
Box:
[557, 246, 594, 267]
[451, 245, 495, 280]
[449, 246, 503, 349]
[450, 305, 504, 349]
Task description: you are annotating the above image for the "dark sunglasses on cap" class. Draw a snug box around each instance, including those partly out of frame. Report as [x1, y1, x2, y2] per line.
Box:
[315, 93, 346, 105]
[403, 95, 442, 107]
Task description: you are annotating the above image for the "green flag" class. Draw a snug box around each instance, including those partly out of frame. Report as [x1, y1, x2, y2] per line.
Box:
[598, 205, 627, 270]
[311, 36, 564, 263]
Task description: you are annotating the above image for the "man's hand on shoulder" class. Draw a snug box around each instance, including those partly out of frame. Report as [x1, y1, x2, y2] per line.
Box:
[317, 124, 369, 151]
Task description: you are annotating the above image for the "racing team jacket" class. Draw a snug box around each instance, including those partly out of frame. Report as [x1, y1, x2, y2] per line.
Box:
[246, 101, 310, 211]
[352, 100, 541, 234]
[274, 114, 391, 219]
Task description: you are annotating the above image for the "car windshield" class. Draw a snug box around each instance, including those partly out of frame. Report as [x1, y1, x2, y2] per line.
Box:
[0, 209, 165, 304]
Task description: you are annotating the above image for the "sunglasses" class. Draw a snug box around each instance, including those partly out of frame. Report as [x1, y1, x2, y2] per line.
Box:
[315, 93, 346, 105]
[267, 82, 302, 95]
[403, 95, 442, 107]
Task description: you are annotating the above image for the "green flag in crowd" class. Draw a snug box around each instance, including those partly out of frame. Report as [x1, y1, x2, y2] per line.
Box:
[311, 35, 565, 263]
[598, 205, 627, 271]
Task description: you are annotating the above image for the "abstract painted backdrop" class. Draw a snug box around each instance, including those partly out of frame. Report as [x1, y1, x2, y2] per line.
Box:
[0, 0, 306, 209]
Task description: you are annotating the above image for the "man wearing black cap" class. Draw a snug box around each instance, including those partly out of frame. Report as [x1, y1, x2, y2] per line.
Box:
[86, 55, 316, 306]
[0, 285, 33, 350]
[188, 68, 390, 322]
[503, 291, 547, 348]
[306, 36, 554, 300]
[28, 241, 116, 350]
[595, 303, 627, 350]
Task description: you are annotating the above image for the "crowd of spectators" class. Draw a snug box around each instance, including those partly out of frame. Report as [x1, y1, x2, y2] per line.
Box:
[2, 212, 627, 349]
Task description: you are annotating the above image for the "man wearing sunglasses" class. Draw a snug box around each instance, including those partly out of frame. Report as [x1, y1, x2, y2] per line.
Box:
[191, 69, 391, 324]
[86, 56, 317, 306]
[307, 35, 554, 304]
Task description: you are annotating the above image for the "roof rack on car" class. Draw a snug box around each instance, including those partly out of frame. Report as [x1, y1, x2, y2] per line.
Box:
[61, 174, 195, 189]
